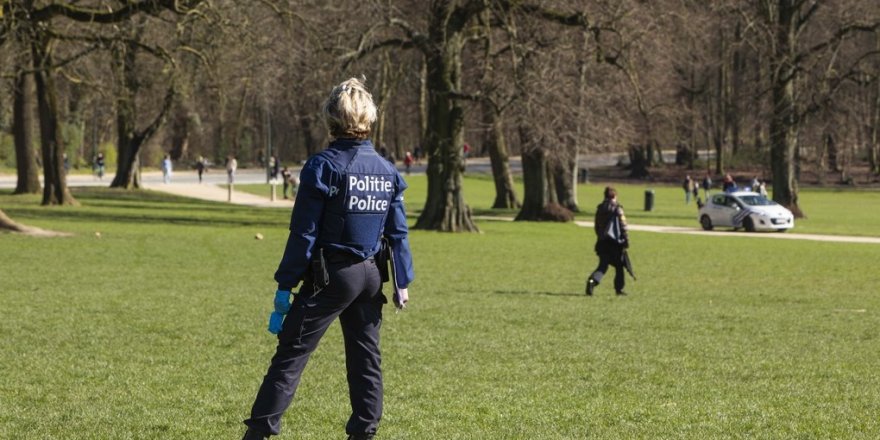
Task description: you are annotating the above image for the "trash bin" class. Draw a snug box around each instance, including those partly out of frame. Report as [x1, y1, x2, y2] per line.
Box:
[644, 189, 655, 211]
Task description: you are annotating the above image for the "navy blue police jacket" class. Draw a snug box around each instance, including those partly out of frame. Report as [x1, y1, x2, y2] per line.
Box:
[274, 138, 415, 292]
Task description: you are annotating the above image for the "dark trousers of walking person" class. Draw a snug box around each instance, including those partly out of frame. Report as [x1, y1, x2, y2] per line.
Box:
[244, 257, 386, 437]
[589, 242, 625, 293]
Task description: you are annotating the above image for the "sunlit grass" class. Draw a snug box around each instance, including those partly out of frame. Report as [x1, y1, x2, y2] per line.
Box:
[1, 188, 879, 438]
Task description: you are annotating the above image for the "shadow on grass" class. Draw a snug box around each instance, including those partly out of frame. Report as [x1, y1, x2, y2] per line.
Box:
[3, 188, 289, 229]
[494, 290, 585, 297]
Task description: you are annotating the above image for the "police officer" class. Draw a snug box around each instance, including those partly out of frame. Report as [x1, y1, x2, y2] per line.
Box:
[586, 186, 629, 296]
[242, 78, 415, 440]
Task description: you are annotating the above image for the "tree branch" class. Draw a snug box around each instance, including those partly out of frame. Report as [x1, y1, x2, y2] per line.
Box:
[30, 0, 203, 23]
[795, 21, 880, 65]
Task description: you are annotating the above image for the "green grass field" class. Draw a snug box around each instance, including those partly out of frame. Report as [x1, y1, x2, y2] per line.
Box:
[1, 186, 879, 439]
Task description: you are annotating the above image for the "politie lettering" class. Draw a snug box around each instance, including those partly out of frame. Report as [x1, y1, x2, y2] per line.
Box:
[349, 175, 393, 193]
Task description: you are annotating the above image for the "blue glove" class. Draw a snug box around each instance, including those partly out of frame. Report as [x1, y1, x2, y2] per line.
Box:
[274, 289, 291, 314]
[268, 311, 285, 334]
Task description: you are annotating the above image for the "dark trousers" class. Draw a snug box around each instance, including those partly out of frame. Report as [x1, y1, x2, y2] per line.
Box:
[245, 258, 386, 436]
[590, 243, 625, 292]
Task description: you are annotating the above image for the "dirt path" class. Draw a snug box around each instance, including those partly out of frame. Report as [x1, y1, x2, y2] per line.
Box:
[573, 221, 880, 245]
[142, 183, 293, 209]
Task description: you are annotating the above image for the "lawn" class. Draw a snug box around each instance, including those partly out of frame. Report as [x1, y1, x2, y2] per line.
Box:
[231, 173, 880, 237]
[1, 188, 879, 439]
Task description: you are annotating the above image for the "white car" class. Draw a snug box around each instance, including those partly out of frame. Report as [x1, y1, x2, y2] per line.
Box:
[698, 191, 794, 232]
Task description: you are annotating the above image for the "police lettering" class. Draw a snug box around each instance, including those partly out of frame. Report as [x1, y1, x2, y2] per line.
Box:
[347, 174, 392, 212]
[348, 195, 389, 211]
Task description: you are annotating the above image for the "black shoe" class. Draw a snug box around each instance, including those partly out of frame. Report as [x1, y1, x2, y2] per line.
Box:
[347, 434, 375, 440]
[615, 290, 627, 296]
[586, 278, 596, 296]
[242, 429, 268, 440]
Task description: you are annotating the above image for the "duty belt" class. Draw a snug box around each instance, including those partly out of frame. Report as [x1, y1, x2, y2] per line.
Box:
[323, 249, 373, 264]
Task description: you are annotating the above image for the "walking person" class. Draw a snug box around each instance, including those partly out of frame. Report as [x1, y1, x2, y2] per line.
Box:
[403, 151, 414, 175]
[682, 175, 693, 204]
[280, 166, 292, 199]
[701, 174, 712, 199]
[241, 77, 415, 440]
[586, 186, 630, 297]
[196, 156, 207, 183]
[226, 155, 238, 184]
[94, 153, 105, 180]
[161, 154, 173, 184]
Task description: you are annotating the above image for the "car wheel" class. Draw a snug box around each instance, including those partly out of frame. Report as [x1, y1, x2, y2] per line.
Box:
[700, 215, 713, 231]
[743, 217, 756, 232]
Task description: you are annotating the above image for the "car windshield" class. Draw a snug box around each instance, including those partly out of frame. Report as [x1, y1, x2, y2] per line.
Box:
[739, 195, 777, 206]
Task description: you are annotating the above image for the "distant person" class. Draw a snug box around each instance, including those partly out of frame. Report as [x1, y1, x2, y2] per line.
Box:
[195, 156, 207, 183]
[413, 146, 422, 165]
[750, 176, 760, 192]
[280, 166, 292, 199]
[226, 155, 238, 184]
[62, 153, 70, 174]
[94, 153, 105, 180]
[682, 175, 693, 204]
[403, 151, 414, 175]
[692, 180, 699, 202]
[701, 174, 712, 198]
[586, 186, 630, 297]
[240, 77, 414, 440]
[759, 181, 768, 198]
[723, 173, 736, 192]
[269, 155, 279, 180]
[161, 154, 173, 184]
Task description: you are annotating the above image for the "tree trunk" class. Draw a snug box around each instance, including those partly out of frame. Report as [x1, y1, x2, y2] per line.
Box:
[515, 135, 573, 222]
[768, 0, 804, 217]
[374, 54, 391, 154]
[482, 102, 519, 209]
[32, 38, 76, 206]
[418, 56, 429, 150]
[714, 28, 727, 175]
[413, 5, 477, 232]
[0, 209, 34, 233]
[13, 71, 41, 195]
[517, 144, 547, 221]
[628, 145, 650, 178]
[168, 104, 190, 161]
[553, 154, 578, 212]
[110, 34, 174, 189]
[729, 21, 743, 157]
[110, 38, 142, 189]
[870, 33, 880, 175]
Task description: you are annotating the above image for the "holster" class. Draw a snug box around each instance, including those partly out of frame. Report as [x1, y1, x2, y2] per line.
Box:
[377, 238, 390, 283]
[311, 248, 329, 292]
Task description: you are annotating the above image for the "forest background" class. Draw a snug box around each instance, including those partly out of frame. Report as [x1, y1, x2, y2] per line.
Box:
[2, 0, 880, 231]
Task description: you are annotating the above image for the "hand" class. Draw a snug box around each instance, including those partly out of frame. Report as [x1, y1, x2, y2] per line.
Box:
[274, 289, 291, 314]
[268, 311, 285, 334]
[394, 287, 409, 310]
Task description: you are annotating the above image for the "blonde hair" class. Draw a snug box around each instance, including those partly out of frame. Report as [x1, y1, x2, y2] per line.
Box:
[322, 77, 377, 139]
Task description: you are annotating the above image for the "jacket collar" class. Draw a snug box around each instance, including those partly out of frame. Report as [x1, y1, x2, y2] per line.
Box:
[331, 138, 373, 149]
